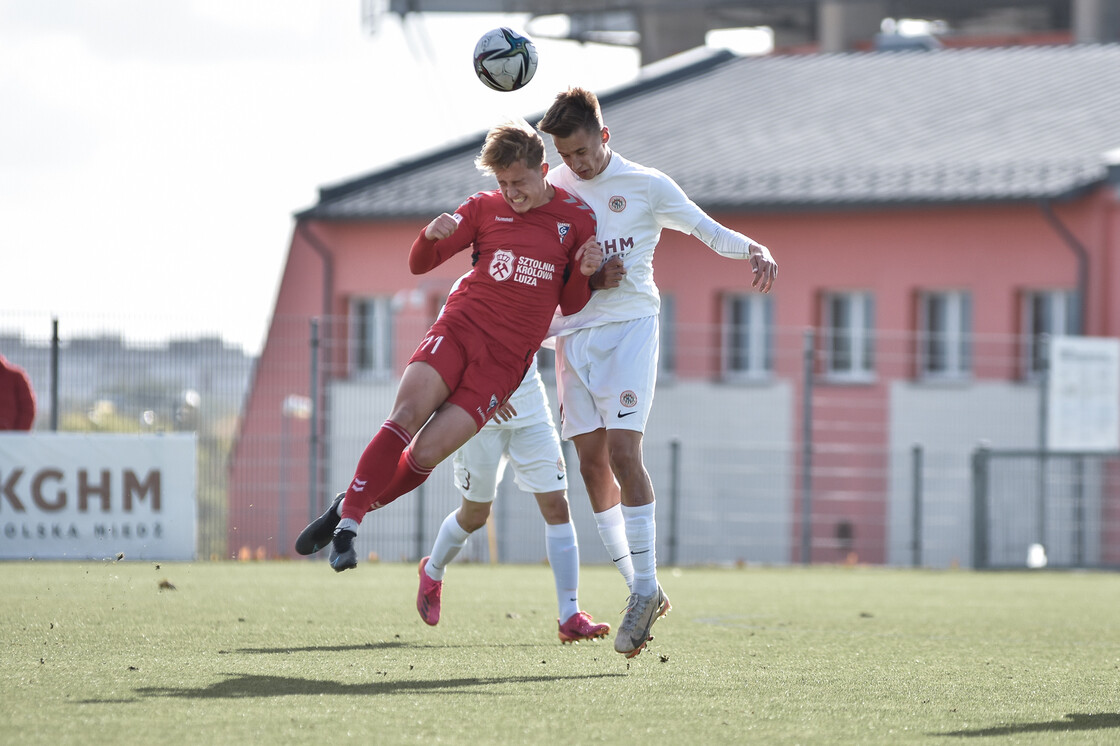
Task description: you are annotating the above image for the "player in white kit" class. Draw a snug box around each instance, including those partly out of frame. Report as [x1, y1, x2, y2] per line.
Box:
[538, 88, 778, 658]
[416, 277, 611, 644]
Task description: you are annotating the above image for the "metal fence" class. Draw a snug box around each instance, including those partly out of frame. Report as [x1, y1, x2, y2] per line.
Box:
[971, 447, 1120, 569]
[3, 311, 1118, 568]
[0, 314, 254, 559]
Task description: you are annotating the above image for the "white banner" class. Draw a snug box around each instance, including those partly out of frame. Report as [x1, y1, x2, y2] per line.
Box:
[0, 433, 197, 560]
[1047, 336, 1120, 452]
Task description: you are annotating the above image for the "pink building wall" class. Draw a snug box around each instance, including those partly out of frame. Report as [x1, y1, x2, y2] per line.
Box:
[229, 185, 1120, 563]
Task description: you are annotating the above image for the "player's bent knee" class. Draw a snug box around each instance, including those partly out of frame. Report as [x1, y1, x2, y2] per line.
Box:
[457, 502, 491, 532]
[534, 490, 570, 523]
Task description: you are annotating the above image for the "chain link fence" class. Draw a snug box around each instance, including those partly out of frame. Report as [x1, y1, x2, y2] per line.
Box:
[3, 311, 1118, 567]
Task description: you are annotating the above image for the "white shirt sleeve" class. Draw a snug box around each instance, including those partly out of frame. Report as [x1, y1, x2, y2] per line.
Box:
[690, 213, 760, 260]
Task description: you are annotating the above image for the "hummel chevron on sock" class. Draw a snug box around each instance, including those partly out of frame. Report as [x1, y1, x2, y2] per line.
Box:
[368, 447, 434, 511]
[342, 420, 412, 522]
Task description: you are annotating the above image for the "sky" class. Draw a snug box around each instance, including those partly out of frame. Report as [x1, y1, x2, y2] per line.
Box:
[1, 1, 670, 354]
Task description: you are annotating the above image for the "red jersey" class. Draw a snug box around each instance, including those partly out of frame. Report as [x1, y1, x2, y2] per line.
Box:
[409, 187, 597, 361]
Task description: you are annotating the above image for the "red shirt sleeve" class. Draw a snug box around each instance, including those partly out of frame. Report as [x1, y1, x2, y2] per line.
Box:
[557, 253, 592, 316]
[408, 231, 441, 274]
[408, 197, 480, 274]
[556, 210, 597, 316]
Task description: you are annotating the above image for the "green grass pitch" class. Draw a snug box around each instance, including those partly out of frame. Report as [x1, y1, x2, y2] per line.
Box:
[2, 561, 1119, 745]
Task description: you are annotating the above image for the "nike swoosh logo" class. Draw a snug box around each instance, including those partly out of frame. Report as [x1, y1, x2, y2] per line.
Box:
[617, 411, 636, 418]
[557, 474, 565, 480]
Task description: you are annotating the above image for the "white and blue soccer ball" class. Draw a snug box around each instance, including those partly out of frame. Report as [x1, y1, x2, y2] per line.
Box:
[473, 27, 538, 92]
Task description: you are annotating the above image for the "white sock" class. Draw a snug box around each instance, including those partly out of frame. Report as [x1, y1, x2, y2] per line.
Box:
[335, 497, 345, 517]
[545, 522, 580, 622]
[594, 504, 634, 592]
[427, 511, 472, 581]
[622, 503, 657, 597]
[336, 517, 358, 534]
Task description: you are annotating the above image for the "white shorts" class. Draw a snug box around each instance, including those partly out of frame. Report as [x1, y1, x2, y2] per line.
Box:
[453, 417, 567, 502]
[555, 315, 659, 440]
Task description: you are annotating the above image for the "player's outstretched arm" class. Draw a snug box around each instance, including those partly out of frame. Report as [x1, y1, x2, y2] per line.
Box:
[690, 214, 777, 294]
[749, 242, 777, 294]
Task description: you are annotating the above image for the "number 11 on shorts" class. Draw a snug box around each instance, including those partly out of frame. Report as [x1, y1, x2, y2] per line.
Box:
[419, 334, 444, 355]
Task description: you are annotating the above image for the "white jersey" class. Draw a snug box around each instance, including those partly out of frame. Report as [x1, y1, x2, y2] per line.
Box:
[546, 152, 706, 336]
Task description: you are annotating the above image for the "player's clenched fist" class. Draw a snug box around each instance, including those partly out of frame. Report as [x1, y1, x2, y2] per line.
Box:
[576, 238, 604, 277]
[424, 213, 461, 241]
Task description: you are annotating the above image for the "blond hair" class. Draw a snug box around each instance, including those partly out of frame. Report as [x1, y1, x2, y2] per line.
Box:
[475, 119, 545, 174]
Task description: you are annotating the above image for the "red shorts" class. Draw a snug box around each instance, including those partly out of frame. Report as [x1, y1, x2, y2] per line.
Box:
[408, 315, 532, 430]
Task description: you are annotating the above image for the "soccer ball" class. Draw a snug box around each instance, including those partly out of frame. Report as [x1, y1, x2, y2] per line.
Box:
[473, 27, 538, 92]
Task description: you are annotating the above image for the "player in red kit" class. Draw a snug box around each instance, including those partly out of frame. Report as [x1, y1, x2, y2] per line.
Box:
[294, 121, 603, 573]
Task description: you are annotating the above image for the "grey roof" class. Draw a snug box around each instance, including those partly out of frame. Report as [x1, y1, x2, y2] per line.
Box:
[301, 43, 1120, 219]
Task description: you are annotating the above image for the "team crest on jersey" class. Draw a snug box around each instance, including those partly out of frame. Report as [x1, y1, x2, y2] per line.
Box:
[556, 222, 571, 244]
[620, 390, 638, 408]
[490, 249, 515, 281]
[608, 195, 627, 213]
[488, 394, 500, 411]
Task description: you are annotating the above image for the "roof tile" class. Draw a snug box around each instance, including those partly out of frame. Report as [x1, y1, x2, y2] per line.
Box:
[302, 44, 1120, 218]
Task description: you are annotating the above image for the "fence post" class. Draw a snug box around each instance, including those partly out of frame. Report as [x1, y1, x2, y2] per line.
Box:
[1037, 333, 1049, 551]
[50, 317, 59, 431]
[1073, 455, 1085, 568]
[415, 483, 426, 562]
[800, 328, 814, 565]
[309, 318, 321, 523]
[911, 443, 923, 568]
[971, 444, 990, 569]
[667, 437, 681, 567]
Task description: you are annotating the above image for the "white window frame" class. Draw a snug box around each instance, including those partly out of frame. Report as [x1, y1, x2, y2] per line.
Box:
[917, 290, 972, 381]
[350, 296, 394, 378]
[822, 291, 874, 382]
[722, 293, 773, 381]
[1021, 289, 1079, 379]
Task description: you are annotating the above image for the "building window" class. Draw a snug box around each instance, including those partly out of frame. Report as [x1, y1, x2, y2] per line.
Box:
[918, 291, 971, 380]
[1022, 289, 1079, 378]
[351, 296, 394, 377]
[723, 293, 773, 380]
[822, 291, 874, 380]
[660, 294, 676, 378]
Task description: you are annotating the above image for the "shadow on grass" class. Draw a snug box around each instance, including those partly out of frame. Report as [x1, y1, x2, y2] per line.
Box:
[233, 640, 542, 655]
[79, 672, 626, 702]
[937, 713, 1120, 737]
[232, 642, 409, 654]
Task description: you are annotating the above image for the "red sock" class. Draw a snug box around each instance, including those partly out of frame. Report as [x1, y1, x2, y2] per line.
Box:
[368, 448, 435, 511]
[342, 420, 412, 522]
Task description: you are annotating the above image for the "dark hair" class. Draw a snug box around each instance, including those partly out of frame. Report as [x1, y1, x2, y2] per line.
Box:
[537, 87, 604, 138]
